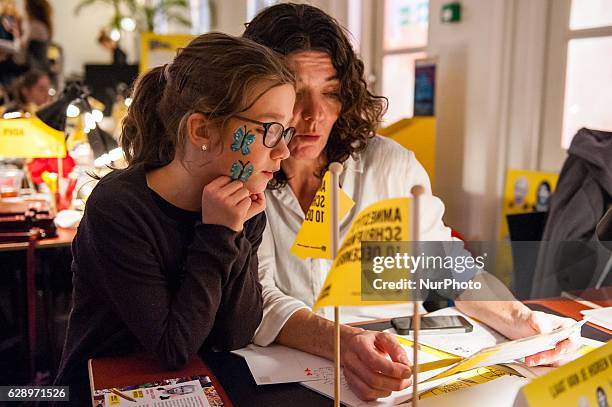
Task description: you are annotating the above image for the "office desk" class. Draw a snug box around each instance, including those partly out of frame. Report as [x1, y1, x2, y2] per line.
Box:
[90, 298, 611, 407]
[0, 227, 75, 381]
[0, 227, 76, 252]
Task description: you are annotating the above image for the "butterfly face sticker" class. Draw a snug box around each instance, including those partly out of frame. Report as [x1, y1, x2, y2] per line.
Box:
[231, 125, 256, 156]
[230, 160, 254, 182]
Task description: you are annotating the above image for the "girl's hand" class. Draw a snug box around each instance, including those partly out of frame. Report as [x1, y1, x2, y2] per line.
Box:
[246, 192, 266, 221]
[201, 177, 266, 232]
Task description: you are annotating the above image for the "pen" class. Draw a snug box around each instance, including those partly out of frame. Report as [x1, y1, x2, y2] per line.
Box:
[110, 388, 137, 403]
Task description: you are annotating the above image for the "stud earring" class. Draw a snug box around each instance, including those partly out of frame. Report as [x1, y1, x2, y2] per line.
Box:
[201, 144, 208, 151]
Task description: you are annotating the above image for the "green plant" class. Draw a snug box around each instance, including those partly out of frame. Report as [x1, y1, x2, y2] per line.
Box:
[75, 0, 193, 33]
[125, 0, 191, 32]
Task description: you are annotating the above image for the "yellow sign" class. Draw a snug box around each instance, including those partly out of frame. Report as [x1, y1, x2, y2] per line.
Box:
[140, 32, 195, 73]
[420, 366, 514, 399]
[312, 197, 411, 310]
[500, 169, 559, 239]
[514, 340, 612, 407]
[0, 117, 66, 158]
[291, 171, 355, 259]
[379, 117, 436, 190]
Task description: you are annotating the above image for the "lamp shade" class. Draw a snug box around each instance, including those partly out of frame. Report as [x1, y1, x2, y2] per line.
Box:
[36, 83, 83, 132]
[87, 126, 119, 159]
[0, 116, 66, 158]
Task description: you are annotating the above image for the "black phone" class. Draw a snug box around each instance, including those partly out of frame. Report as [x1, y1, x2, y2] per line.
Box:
[391, 315, 473, 335]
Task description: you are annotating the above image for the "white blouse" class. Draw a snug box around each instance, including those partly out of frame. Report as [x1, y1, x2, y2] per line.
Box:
[253, 136, 457, 346]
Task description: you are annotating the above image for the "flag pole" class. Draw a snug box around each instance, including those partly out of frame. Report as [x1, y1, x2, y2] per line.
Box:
[329, 162, 343, 407]
[410, 185, 424, 407]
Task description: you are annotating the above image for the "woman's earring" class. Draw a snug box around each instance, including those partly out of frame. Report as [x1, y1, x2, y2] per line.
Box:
[201, 144, 208, 152]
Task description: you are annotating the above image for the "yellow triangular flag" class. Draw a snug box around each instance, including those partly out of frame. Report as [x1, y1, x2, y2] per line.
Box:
[313, 197, 411, 310]
[291, 170, 355, 259]
[0, 117, 66, 158]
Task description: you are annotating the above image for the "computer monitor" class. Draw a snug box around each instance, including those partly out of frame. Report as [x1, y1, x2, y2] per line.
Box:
[84, 64, 139, 115]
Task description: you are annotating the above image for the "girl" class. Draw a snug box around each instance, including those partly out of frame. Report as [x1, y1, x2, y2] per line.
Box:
[55, 32, 295, 404]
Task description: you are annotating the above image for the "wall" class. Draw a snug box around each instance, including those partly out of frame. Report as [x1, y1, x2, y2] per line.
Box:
[48, 0, 139, 76]
[427, 0, 514, 240]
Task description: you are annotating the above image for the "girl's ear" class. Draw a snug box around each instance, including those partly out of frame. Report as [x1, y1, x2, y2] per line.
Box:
[186, 112, 214, 150]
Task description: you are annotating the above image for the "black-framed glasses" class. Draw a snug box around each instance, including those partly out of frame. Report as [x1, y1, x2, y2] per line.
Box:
[233, 115, 295, 148]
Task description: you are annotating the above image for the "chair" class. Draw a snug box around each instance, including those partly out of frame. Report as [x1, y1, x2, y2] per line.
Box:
[507, 212, 548, 299]
[594, 206, 612, 288]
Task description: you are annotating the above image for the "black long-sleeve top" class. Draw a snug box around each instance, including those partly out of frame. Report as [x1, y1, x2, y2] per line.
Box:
[54, 163, 264, 405]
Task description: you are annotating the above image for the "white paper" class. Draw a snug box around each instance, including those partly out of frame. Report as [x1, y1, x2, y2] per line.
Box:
[298, 342, 463, 406]
[580, 306, 612, 330]
[300, 366, 460, 407]
[389, 307, 508, 357]
[232, 344, 327, 384]
[417, 376, 530, 407]
[424, 318, 588, 382]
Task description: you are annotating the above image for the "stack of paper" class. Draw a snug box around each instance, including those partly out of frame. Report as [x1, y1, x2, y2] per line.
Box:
[580, 306, 612, 330]
[234, 309, 588, 406]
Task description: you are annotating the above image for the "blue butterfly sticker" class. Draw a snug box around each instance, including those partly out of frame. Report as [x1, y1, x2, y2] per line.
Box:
[231, 125, 256, 155]
[230, 160, 254, 182]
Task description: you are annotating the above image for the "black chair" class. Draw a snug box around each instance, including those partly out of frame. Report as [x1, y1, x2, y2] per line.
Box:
[507, 212, 548, 299]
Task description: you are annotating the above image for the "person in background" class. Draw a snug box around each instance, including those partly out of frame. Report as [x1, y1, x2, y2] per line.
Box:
[244, 3, 579, 401]
[54, 32, 295, 406]
[533, 128, 612, 297]
[0, 0, 26, 89]
[0, 69, 74, 189]
[0, 0, 53, 79]
[22, 0, 53, 71]
[97, 29, 127, 65]
[3, 69, 50, 112]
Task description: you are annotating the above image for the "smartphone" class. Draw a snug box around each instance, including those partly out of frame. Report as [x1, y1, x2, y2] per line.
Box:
[391, 315, 473, 335]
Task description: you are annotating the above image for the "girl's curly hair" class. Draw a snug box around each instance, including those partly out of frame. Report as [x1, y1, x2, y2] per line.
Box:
[243, 2, 388, 189]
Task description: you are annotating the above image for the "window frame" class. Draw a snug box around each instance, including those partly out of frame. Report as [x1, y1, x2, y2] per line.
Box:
[372, 0, 429, 123]
[540, 0, 612, 170]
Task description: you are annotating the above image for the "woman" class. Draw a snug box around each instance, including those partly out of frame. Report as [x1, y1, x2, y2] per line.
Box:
[244, 3, 578, 401]
[0, 0, 53, 74]
[3, 69, 50, 112]
[54, 32, 295, 405]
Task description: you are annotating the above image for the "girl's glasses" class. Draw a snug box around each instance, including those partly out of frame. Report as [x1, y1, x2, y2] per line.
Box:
[233, 115, 296, 148]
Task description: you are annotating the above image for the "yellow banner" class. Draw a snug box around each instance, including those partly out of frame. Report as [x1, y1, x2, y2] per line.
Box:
[312, 197, 411, 310]
[500, 169, 559, 240]
[515, 340, 612, 407]
[291, 171, 355, 260]
[0, 117, 66, 158]
[140, 33, 195, 73]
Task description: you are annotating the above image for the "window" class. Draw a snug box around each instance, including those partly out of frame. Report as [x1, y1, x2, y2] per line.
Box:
[379, 0, 429, 125]
[247, 0, 280, 22]
[563, 36, 612, 148]
[541, 0, 612, 168]
[190, 0, 214, 34]
[570, 0, 612, 30]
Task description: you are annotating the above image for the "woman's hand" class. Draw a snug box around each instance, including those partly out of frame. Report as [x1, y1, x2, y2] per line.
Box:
[516, 311, 581, 367]
[341, 330, 413, 400]
[202, 177, 265, 232]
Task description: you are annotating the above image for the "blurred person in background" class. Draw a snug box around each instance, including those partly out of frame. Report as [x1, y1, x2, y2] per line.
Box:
[97, 29, 127, 65]
[0, 0, 53, 75]
[0, 0, 26, 89]
[2, 69, 50, 113]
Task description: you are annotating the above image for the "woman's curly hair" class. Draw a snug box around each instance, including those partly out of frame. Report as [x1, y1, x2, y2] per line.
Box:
[243, 3, 388, 189]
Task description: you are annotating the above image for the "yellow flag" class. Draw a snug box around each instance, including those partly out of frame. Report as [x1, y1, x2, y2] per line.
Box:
[514, 340, 612, 407]
[0, 117, 66, 158]
[312, 197, 411, 310]
[291, 171, 355, 260]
